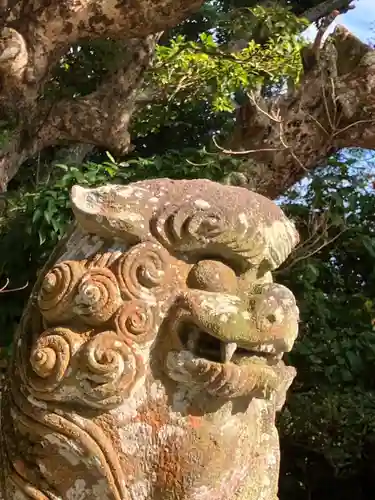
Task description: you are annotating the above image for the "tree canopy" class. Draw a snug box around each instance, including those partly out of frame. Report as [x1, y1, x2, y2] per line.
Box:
[0, 0, 358, 194]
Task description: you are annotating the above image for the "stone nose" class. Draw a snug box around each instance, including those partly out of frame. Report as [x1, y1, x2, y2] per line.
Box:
[251, 283, 300, 353]
[174, 285, 299, 355]
[173, 290, 270, 352]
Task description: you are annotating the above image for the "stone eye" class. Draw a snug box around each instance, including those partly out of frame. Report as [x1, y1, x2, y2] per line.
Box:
[187, 259, 238, 293]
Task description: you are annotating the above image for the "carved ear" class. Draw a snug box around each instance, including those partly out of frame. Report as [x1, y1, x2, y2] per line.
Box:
[70, 185, 151, 243]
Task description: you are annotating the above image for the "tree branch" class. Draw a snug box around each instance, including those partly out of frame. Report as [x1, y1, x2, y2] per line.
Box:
[301, 0, 355, 24]
[0, 0, 203, 107]
[229, 25, 375, 199]
[0, 0, 205, 190]
[0, 34, 159, 190]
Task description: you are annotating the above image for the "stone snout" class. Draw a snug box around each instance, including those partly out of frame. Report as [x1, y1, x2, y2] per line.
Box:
[165, 284, 299, 401]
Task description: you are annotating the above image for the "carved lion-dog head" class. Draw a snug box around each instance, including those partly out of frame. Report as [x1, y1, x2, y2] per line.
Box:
[2, 179, 299, 500]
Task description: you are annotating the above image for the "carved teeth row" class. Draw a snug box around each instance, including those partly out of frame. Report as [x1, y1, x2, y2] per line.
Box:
[220, 342, 237, 363]
[251, 344, 277, 354]
[185, 326, 278, 363]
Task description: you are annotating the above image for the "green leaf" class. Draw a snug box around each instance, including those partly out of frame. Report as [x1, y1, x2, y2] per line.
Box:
[38, 229, 46, 245]
[32, 208, 43, 223]
[105, 151, 116, 164]
[363, 236, 375, 258]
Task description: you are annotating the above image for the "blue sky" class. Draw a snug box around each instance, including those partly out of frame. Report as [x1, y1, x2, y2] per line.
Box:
[304, 0, 375, 43]
[340, 0, 375, 42]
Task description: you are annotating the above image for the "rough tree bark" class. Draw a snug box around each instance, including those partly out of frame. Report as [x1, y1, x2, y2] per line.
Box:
[229, 26, 375, 199]
[0, 0, 204, 190]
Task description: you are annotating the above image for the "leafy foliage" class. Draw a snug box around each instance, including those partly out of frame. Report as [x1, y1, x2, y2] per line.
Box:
[277, 153, 375, 497]
[44, 39, 126, 99]
[144, 6, 306, 114]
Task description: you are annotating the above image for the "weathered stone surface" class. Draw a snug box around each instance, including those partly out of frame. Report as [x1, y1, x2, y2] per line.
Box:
[0, 178, 300, 499]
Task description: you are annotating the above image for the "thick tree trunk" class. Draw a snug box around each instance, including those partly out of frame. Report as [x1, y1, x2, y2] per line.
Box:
[0, 34, 161, 189]
[0, 0, 204, 190]
[0, 133, 35, 191]
[229, 26, 375, 199]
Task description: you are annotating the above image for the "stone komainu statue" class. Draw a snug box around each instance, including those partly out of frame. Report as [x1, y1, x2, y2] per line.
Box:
[0, 179, 300, 500]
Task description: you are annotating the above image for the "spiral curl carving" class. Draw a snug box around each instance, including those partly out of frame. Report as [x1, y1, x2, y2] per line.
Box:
[153, 203, 284, 268]
[153, 203, 225, 249]
[29, 327, 80, 393]
[113, 242, 170, 300]
[74, 268, 122, 326]
[37, 261, 84, 322]
[79, 330, 143, 408]
[114, 300, 156, 344]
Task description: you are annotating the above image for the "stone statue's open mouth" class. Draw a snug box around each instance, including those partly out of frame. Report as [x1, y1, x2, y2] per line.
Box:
[178, 322, 280, 364]
[166, 320, 283, 400]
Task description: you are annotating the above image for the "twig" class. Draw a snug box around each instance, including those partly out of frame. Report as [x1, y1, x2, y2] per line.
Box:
[332, 119, 375, 138]
[305, 111, 330, 136]
[247, 92, 282, 123]
[212, 135, 283, 155]
[0, 279, 29, 293]
[278, 228, 347, 274]
[246, 92, 308, 170]
[0, 278, 9, 292]
[279, 122, 308, 171]
[186, 158, 211, 167]
[288, 229, 347, 269]
[168, 78, 185, 101]
[321, 73, 334, 131]
[330, 77, 338, 128]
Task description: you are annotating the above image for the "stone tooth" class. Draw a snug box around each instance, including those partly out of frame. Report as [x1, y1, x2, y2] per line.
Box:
[252, 344, 277, 354]
[221, 342, 237, 363]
